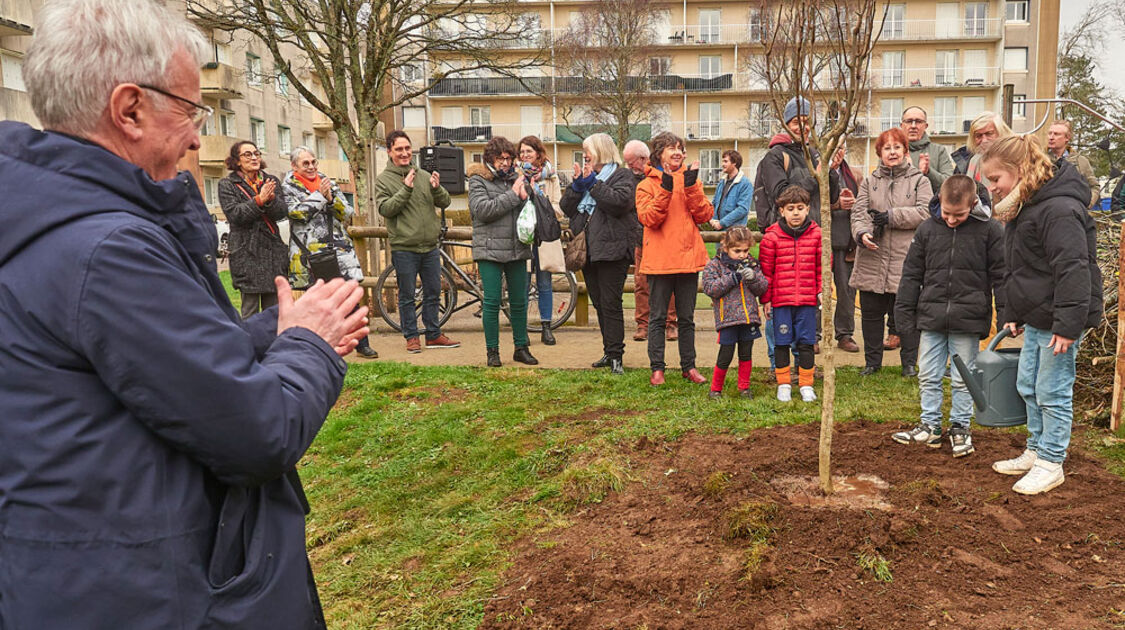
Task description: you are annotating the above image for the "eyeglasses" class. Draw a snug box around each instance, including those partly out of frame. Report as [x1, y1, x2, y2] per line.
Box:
[901, 118, 927, 126]
[298, 159, 319, 168]
[496, 155, 513, 163]
[136, 84, 213, 129]
[240, 150, 263, 159]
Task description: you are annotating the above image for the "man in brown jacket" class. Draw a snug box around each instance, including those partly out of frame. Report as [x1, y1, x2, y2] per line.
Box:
[1045, 120, 1100, 209]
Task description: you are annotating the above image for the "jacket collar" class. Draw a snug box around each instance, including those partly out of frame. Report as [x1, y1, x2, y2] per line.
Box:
[908, 133, 932, 151]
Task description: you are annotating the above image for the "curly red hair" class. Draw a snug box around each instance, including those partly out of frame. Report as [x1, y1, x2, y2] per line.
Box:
[875, 127, 908, 157]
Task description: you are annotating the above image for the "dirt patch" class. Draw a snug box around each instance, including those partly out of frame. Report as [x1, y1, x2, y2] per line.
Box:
[386, 385, 469, 405]
[482, 421, 1125, 629]
[332, 387, 362, 412]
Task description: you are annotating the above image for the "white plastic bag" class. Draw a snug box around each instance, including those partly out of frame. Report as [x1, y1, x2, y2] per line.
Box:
[517, 198, 537, 244]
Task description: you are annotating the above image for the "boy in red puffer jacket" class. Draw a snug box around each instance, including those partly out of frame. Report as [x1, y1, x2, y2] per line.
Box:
[759, 185, 822, 403]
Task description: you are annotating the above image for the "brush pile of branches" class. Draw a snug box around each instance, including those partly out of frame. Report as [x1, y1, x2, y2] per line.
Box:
[1075, 216, 1121, 426]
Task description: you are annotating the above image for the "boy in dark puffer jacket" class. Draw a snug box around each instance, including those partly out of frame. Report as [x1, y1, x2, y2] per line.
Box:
[892, 175, 1004, 457]
[701, 226, 770, 399]
[759, 185, 822, 403]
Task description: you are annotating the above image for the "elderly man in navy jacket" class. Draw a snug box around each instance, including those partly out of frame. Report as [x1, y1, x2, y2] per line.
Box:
[0, 1, 367, 628]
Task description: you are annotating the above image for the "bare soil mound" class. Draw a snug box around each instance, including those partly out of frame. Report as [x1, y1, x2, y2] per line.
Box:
[482, 420, 1125, 629]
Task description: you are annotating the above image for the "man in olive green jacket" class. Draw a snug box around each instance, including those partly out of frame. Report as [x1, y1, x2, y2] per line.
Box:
[1046, 120, 1101, 209]
[901, 106, 954, 192]
[375, 130, 459, 353]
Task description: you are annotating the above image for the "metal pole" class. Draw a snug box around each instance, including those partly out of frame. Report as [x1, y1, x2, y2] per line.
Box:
[1013, 98, 1125, 135]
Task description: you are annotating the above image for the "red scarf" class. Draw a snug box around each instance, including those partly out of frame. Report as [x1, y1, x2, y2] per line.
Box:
[294, 172, 322, 193]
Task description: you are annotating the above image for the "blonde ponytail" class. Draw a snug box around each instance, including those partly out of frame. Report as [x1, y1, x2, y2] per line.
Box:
[980, 135, 1055, 213]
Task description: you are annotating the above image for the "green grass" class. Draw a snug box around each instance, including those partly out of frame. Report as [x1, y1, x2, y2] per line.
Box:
[219, 269, 241, 312]
[301, 362, 922, 628]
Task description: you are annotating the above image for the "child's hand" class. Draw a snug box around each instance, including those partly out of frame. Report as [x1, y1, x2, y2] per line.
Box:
[1003, 322, 1023, 337]
[762, 303, 771, 318]
[737, 266, 757, 282]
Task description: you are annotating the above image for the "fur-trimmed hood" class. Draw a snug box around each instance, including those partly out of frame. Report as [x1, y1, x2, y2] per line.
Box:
[467, 162, 518, 183]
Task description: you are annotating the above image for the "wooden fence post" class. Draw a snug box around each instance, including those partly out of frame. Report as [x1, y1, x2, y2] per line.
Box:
[1111, 220, 1125, 434]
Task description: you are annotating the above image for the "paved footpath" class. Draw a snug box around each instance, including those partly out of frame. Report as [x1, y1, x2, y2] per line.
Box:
[349, 307, 881, 371]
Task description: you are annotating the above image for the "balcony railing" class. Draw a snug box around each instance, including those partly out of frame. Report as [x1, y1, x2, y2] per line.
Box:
[880, 18, 1003, 41]
[873, 67, 1000, 89]
[200, 63, 244, 100]
[427, 73, 738, 97]
[319, 159, 352, 184]
[199, 135, 241, 165]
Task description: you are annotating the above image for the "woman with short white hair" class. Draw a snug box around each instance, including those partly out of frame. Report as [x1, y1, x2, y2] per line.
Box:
[560, 133, 643, 374]
[281, 145, 378, 357]
[965, 111, 1012, 187]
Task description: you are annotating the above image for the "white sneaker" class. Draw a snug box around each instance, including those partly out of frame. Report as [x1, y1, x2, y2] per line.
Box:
[776, 384, 792, 402]
[1012, 460, 1064, 495]
[992, 449, 1038, 476]
[799, 386, 817, 402]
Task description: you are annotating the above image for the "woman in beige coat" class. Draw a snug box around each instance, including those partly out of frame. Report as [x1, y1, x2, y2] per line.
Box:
[851, 127, 933, 376]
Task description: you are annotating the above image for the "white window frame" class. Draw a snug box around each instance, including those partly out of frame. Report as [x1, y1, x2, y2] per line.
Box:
[403, 106, 426, 129]
[1, 53, 26, 92]
[277, 125, 291, 155]
[250, 118, 266, 150]
[649, 56, 671, 76]
[699, 55, 722, 79]
[204, 177, 220, 207]
[964, 2, 989, 37]
[698, 9, 721, 43]
[1005, 1, 1029, 22]
[698, 102, 721, 139]
[469, 105, 491, 126]
[882, 4, 905, 40]
[1004, 47, 1028, 72]
[933, 97, 958, 134]
[699, 149, 721, 186]
[220, 112, 236, 137]
[882, 51, 904, 88]
[275, 71, 289, 97]
[880, 98, 903, 131]
[1012, 93, 1027, 118]
[245, 53, 262, 87]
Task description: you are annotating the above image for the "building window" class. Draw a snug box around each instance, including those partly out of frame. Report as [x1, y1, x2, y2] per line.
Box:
[882, 51, 904, 88]
[964, 3, 988, 37]
[936, 50, 957, 86]
[245, 53, 262, 87]
[338, 144, 349, 162]
[572, 151, 583, 167]
[220, 112, 236, 137]
[200, 110, 216, 136]
[1004, 47, 1028, 71]
[1005, 1, 1029, 22]
[204, 177, 219, 207]
[699, 55, 722, 79]
[880, 98, 903, 131]
[471, 152, 483, 164]
[402, 63, 424, 84]
[1, 53, 26, 92]
[275, 71, 289, 96]
[697, 102, 721, 139]
[469, 106, 490, 126]
[749, 102, 772, 136]
[933, 97, 957, 134]
[403, 106, 426, 129]
[214, 42, 231, 65]
[315, 136, 327, 160]
[698, 9, 721, 43]
[962, 96, 986, 125]
[302, 132, 314, 148]
[699, 149, 721, 186]
[277, 126, 291, 155]
[748, 8, 764, 42]
[1012, 93, 1027, 118]
[250, 118, 266, 149]
[882, 4, 905, 40]
[649, 56, 671, 76]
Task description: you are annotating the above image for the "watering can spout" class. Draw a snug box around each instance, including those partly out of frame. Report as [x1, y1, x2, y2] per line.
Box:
[951, 353, 987, 410]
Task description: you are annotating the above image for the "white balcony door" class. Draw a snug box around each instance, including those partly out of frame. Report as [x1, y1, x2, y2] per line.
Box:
[441, 106, 463, 128]
[882, 51, 904, 88]
[933, 97, 957, 134]
[936, 3, 959, 37]
[936, 50, 957, 86]
[698, 9, 720, 43]
[882, 4, 904, 39]
[964, 50, 987, 84]
[699, 102, 720, 138]
[520, 105, 543, 138]
[699, 55, 722, 79]
[880, 98, 903, 131]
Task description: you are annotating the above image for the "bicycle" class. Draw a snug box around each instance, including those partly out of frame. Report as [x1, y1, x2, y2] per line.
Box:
[373, 219, 578, 333]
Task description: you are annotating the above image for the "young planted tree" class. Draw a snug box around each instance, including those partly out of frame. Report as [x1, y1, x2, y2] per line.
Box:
[186, 0, 544, 237]
[550, 0, 662, 144]
[756, 0, 885, 493]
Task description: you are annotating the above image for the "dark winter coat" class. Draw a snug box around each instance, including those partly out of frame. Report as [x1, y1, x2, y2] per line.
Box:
[1111, 175, 1125, 218]
[559, 165, 642, 263]
[895, 195, 1005, 337]
[218, 171, 289, 293]
[701, 252, 769, 329]
[951, 146, 972, 175]
[830, 161, 862, 251]
[467, 162, 532, 263]
[759, 219, 823, 307]
[0, 122, 345, 629]
[1001, 160, 1104, 339]
[753, 134, 840, 227]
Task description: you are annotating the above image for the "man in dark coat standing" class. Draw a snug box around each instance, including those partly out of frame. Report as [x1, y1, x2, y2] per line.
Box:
[0, 1, 368, 628]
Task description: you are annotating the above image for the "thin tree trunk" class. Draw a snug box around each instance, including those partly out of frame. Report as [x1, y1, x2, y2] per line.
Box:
[817, 167, 836, 494]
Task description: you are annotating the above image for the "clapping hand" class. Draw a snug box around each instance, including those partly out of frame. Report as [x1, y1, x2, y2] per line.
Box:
[275, 276, 369, 357]
[318, 177, 333, 199]
[429, 171, 440, 188]
[917, 153, 930, 174]
[737, 265, 758, 283]
[513, 173, 528, 200]
[839, 188, 855, 211]
[256, 179, 276, 205]
[404, 168, 416, 188]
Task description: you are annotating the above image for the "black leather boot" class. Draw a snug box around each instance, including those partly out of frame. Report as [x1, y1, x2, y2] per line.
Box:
[486, 348, 501, 368]
[541, 322, 556, 345]
[513, 346, 539, 365]
[610, 358, 624, 375]
[591, 355, 611, 368]
[356, 336, 378, 358]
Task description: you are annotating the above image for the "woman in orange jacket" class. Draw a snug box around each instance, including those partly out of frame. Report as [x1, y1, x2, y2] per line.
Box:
[635, 132, 714, 386]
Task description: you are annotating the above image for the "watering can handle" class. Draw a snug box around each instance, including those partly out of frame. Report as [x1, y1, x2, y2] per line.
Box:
[985, 327, 1014, 353]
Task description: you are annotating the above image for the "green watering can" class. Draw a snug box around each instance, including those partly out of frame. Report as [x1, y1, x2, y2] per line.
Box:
[951, 328, 1027, 428]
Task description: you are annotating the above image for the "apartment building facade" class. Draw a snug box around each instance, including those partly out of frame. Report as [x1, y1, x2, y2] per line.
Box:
[0, 0, 354, 218]
[394, 0, 1059, 182]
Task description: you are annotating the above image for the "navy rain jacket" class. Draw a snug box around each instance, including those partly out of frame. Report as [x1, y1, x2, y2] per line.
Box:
[0, 122, 345, 629]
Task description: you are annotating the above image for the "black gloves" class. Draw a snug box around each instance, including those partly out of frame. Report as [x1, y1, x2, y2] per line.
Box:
[869, 209, 889, 228]
[683, 168, 699, 188]
[660, 172, 674, 192]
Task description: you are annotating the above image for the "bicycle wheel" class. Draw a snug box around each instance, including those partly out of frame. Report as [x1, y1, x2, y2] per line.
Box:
[503, 269, 577, 330]
[372, 264, 457, 333]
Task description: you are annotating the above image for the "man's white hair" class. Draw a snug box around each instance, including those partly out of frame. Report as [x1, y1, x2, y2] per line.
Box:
[24, 0, 209, 135]
[623, 139, 650, 159]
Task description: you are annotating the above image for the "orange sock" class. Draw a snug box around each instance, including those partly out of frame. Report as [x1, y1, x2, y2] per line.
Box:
[775, 367, 791, 386]
[798, 367, 815, 388]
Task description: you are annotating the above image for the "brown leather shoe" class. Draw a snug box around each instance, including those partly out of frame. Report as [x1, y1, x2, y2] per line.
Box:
[425, 334, 461, 349]
[682, 368, 707, 384]
[814, 342, 821, 355]
[837, 336, 860, 353]
[633, 328, 647, 341]
[405, 337, 422, 354]
[666, 327, 678, 341]
[650, 370, 665, 386]
[884, 334, 901, 351]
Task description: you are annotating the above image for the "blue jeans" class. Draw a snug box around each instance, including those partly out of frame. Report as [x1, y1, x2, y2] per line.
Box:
[1018, 324, 1080, 464]
[919, 331, 978, 429]
[764, 312, 776, 369]
[529, 249, 553, 323]
[391, 248, 442, 341]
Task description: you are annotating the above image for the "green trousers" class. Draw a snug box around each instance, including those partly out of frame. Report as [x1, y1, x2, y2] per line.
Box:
[478, 259, 529, 349]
